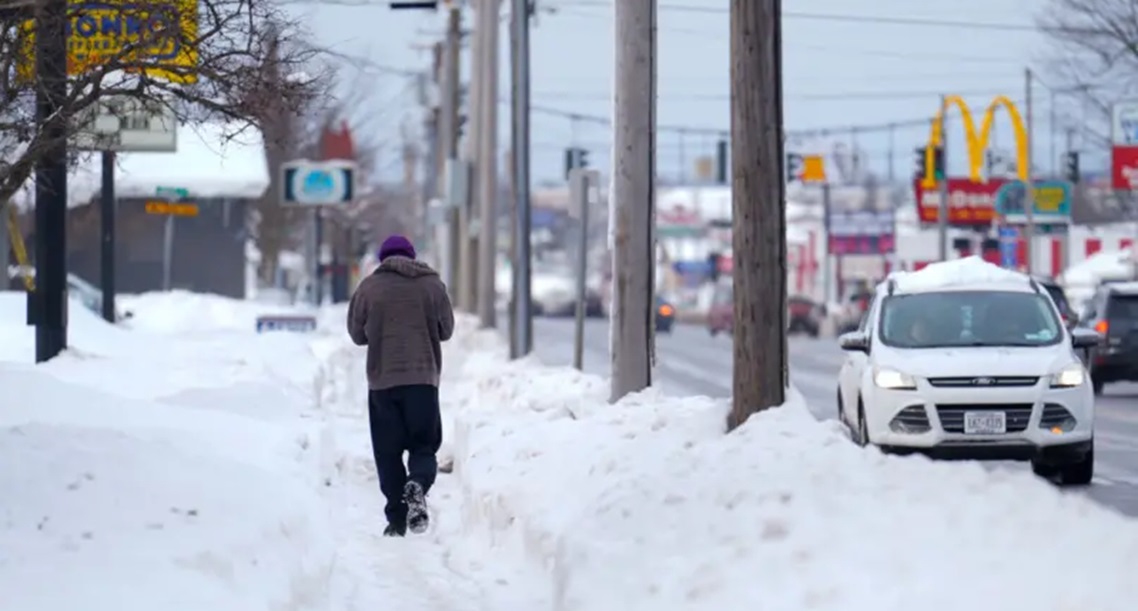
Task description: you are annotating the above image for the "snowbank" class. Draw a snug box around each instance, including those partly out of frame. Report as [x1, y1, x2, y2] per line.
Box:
[119, 290, 311, 334]
[890, 255, 1025, 292]
[448, 324, 1138, 610]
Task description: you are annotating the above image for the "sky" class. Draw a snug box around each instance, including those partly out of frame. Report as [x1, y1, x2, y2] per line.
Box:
[285, 0, 1090, 186]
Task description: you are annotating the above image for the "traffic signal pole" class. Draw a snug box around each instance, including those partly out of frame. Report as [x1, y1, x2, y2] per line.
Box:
[937, 94, 949, 262]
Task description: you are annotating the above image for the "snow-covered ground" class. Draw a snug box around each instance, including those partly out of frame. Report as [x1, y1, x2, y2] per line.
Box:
[6, 270, 1138, 610]
[0, 291, 542, 610]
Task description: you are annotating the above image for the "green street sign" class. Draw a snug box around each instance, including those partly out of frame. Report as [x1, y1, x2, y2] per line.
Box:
[156, 186, 188, 200]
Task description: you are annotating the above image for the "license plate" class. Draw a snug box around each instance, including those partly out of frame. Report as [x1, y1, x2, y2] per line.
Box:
[964, 411, 1006, 434]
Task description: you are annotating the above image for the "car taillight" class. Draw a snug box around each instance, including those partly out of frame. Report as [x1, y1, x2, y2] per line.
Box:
[1095, 320, 1108, 334]
[659, 304, 674, 316]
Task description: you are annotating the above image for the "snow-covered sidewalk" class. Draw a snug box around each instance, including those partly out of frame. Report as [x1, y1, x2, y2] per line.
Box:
[0, 291, 541, 610]
[446, 326, 1138, 610]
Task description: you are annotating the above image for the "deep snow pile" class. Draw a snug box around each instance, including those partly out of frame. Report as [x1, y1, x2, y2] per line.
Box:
[890, 255, 1026, 292]
[449, 328, 1138, 610]
[1, 291, 547, 610]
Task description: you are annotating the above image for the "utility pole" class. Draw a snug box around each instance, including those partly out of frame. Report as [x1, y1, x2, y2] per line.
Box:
[459, 0, 483, 313]
[609, 0, 656, 402]
[422, 44, 442, 254]
[937, 97, 949, 262]
[1023, 67, 1036, 275]
[34, 0, 70, 361]
[509, 0, 533, 358]
[476, 0, 500, 328]
[728, 0, 787, 429]
[440, 6, 462, 300]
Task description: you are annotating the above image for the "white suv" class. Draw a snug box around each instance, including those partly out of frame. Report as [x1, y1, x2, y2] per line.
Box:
[837, 260, 1101, 485]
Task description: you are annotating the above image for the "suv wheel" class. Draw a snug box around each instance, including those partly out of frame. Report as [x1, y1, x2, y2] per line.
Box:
[856, 401, 870, 447]
[1059, 443, 1094, 486]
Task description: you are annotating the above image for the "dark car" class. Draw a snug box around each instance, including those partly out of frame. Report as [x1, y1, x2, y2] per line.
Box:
[1033, 276, 1078, 329]
[1082, 281, 1138, 395]
[788, 295, 823, 337]
[656, 295, 675, 333]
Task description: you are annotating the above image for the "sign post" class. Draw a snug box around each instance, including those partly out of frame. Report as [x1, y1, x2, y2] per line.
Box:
[281, 159, 359, 306]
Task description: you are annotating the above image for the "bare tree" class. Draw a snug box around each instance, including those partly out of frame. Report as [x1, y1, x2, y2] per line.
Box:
[0, 0, 325, 215]
[1038, 0, 1138, 143]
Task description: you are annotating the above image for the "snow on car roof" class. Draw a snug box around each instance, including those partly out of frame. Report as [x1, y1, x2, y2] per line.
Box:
[885, 256, 1035, 295]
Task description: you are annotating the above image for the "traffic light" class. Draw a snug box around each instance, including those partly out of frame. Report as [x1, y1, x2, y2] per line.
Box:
[1063, 151, 1080, 183]
[716, 138, 728, 184]
[564, 146, 589, 179]
[914, 146, 945, 181]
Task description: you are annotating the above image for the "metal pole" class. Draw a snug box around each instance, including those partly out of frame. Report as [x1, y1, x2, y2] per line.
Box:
[821, 181, 832, 303]
[162, 215, 174, 291]
[571, 169, 588, 370]
[510, 0, 533, 358]
[476, 0, 500, 328]
[459, 0, 483, 312]
[937, 95, 949, 262]
[610, 0, 656, 401]
[1024, 67, 1036, 275]
[100, 151, 116, 322]
[1064, 127, 1075, 274]
[440, 6, 461, 299]
[34, 0, 69, 361]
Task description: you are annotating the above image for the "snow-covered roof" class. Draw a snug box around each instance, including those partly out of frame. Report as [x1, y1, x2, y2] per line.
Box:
[888, 256, 1030, 294]
[69, 122, 268, 206]
[1060, 249, 1134, 287]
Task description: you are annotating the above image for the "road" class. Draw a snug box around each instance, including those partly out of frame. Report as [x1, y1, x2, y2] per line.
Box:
[530, 316, 1138, 516]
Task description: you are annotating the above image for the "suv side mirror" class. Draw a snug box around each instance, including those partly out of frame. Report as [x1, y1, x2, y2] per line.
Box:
[1071, 328, 1101, 349]
[839, 332, 870, 352]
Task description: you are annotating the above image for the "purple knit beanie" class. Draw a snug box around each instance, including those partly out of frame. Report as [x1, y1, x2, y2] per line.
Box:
[378, 235, 416, 261]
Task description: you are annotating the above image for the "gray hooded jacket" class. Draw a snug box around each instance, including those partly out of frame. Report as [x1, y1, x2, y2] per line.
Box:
[347, 256, 455, 389]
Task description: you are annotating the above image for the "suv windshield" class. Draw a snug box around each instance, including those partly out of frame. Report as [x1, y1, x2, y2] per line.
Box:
[1107, 294, 1138, 321]
[879, 290, 1063, 348]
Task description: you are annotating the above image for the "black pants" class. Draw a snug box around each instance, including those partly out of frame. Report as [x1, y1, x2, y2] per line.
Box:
[368, 384, 442, 526]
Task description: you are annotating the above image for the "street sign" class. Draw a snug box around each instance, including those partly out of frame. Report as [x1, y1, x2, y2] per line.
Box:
[786, 152, 826, 183]
[16, 0, 200, 84]
[913, 177, 1003, 225]
[256, 315, 317, 333]
[156, 186, 189, 200]
[145, 201, 198, 217]
[1111, 100, 1138, 191]
[281, 159, 357, 206]
[71, 96, 177, 152]
[998, 226, 1018, 269]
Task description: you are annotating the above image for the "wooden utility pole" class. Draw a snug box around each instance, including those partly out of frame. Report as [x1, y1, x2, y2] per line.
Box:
[728, 0, 788, 429]
[476, 0, 501, 328]
[609, 0, 656, 402]
[440, 6, 462, 300]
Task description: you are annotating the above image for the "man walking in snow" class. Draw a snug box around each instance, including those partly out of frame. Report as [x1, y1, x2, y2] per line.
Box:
[347, 235, 455, 537]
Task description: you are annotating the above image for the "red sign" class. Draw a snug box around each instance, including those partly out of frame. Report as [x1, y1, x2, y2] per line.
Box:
[1111, 146, 1138, 190]
[913, 177, 1005, 225]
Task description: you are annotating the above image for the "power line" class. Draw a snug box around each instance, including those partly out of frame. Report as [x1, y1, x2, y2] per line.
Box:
[559, 1, 1052, 33]
[533, 88, 1034, 102]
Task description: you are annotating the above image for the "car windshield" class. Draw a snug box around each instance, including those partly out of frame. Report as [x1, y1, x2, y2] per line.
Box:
[879, 290, 1063, 348]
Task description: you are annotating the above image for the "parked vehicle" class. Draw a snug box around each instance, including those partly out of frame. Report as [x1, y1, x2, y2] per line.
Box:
[1033, 275, 1078, 329]
[1081, 281, 1138, 395]
[788, 295, 824, 337]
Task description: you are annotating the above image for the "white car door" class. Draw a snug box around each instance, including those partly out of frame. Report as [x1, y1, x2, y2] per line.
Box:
[838, 295, 878, 423]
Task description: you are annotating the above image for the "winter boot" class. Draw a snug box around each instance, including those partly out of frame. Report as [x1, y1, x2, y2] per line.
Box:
[404, 481, 429, 534]
[383, 523, 406, 537]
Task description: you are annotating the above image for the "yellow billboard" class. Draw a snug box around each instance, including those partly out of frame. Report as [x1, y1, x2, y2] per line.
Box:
[922, 95, 1028, 188]
[18, 0, 199, 84]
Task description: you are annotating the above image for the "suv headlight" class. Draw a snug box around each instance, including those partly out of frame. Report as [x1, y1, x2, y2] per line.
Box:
[873, 367, 916, 390]
[1050, 364, 1086, 388]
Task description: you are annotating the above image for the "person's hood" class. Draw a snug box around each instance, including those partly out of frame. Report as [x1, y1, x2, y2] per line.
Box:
[375, 255, 438, 279]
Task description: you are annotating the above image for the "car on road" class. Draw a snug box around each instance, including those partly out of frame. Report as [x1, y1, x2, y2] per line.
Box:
[837, 268, 1100, 485]
[788, 295, 823, 337]
[656, 295, 675, 333]
[1080, 281, 1138, 395]
[1033, 275, 1078, 329]
[834, 289, 874, 334]
[707, 280, 733, 336]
